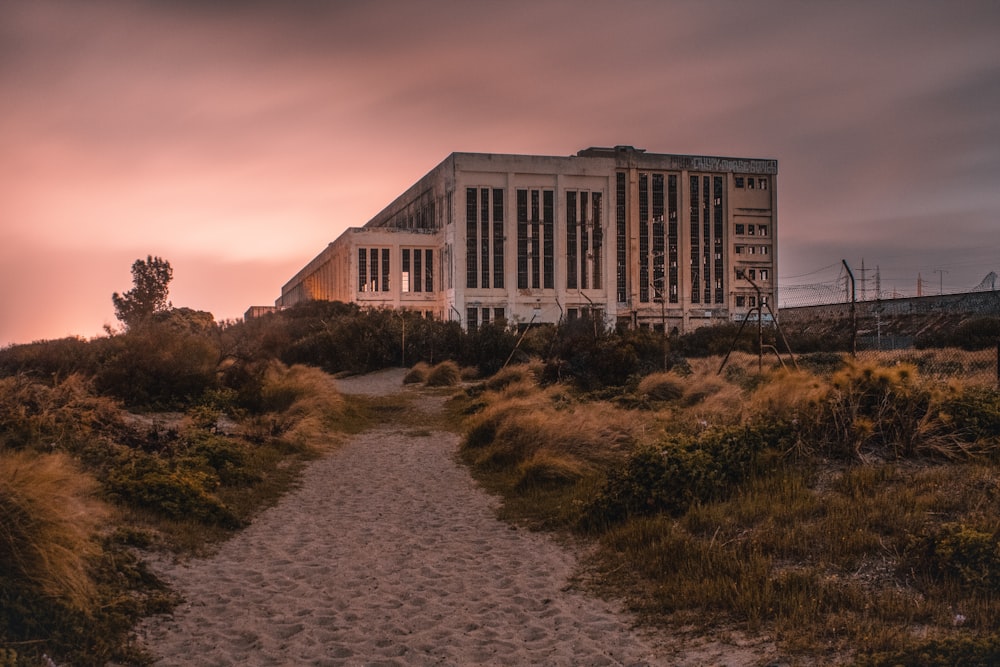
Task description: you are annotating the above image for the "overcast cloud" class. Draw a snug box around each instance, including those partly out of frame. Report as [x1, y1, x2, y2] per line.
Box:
[2, 0, 999, 343]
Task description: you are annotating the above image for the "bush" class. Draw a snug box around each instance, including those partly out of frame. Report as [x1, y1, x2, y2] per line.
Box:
[585, 426, 768, 527]
[637, 372, 685, 401]
[403, 362, 430, 385]
[105, 455, 241, 528]
[425, 360, 461, 387]
[914, 522, 1000, 590]
[818, 361, 933, 459]
[94, 319, 220, 409]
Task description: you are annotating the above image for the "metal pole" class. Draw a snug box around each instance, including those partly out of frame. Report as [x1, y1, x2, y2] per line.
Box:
[843, 260, 856, 357]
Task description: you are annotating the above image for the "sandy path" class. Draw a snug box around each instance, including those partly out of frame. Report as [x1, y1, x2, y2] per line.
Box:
[136, 370, 667, 665]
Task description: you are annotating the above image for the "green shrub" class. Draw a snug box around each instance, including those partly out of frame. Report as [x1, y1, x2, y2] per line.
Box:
[936, 386, 1000, 445]
[585, 426, 767, 527]
[94, 319, 220, 409]
[105, 455, 240, 528]
[914, 523, 1000, 590]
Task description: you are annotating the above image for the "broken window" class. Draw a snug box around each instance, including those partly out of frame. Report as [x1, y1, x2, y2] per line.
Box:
[517, 187, 554, 290]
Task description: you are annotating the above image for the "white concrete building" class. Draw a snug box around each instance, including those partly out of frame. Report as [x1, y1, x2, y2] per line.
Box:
[275, 146, 777, 332]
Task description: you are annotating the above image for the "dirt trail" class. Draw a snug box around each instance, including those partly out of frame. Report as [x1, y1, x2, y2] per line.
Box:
[135, 369, 724, 665]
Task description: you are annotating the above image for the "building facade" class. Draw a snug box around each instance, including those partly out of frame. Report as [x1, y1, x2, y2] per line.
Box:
[274, 146, 777, 332]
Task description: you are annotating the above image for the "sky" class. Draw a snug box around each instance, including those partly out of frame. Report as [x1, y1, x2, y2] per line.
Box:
[2, 0, 999, 345]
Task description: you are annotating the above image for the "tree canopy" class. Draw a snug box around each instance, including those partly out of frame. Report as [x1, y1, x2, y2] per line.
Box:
[112, 255, 173, 329]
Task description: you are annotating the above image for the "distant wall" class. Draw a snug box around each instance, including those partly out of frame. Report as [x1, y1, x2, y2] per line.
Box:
[779, 291, 1000, 324]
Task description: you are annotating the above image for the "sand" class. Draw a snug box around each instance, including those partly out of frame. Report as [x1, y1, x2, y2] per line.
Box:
[135, 369, 763, 666]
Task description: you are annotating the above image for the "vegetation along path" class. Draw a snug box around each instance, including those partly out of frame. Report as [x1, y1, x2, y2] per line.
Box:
[137, 369, 668, 666]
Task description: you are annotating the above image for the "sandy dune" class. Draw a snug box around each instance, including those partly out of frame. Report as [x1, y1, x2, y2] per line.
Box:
[134, 370, 696, 665]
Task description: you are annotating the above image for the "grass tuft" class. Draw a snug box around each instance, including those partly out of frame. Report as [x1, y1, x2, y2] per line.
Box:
[0, 450, 107, 610]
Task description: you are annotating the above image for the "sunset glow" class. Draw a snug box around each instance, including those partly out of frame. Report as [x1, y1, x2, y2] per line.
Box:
[2, 0, 998, 345]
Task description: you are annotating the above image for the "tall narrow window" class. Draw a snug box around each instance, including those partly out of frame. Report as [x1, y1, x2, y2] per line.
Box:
[517, 189, 528, 289]
[467, 307, 478, 331]
[639, 174, 649, 303]
[668, 174, 678, 303]
[690, 176, 700, 303]
[703, 176, 711, 304]
[652, 174, 664, 302]
[492, 189, 504, 288]
[713, 176, 724, 304]
[616, 172, 627, 303]
[358, 248, 367, 292]
[481, 188, 490, 288]
[381, 248, 390, 292]
[466, 188, 477, 289]
[424, 249, 434, 292]
[566, 192, 578, 290]
[543, 190, 554, 289]
[579, 191, 588, 290]
[401, 249, 411, 292]
[516, 188, 553, 290]
[413, 248, 422, 292]
[592, 191, 603, 289]
[531, 190, 540, 289]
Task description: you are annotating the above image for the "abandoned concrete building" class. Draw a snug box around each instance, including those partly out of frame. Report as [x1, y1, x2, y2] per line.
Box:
[274, 146, 777, 332]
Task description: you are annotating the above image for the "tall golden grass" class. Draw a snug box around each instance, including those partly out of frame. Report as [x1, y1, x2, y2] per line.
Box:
[250, 361, 347, 448]
[0, 450, 107, 610]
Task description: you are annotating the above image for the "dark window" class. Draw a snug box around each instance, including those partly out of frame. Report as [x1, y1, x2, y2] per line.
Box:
[566, 192, 577, 290]
[358, 248, 367, 292]
[381, 248, 390, 292]
[579, 191, 589, 290]
[652, 173, 664, 302]
[639, 173, 649, 303]
[690, 176, 700, 303]
[736, 223, 745, 235]
[467, 307, 478, 331]
[481, 188, 490, 288]
[493, 307, 505, 321]
[466, 188, 477, 288]
[424, 249, 434, 292]
[493, 189, 504, 288]
[517, 189, 528, 289]
[714, 176, 724, 303]
[543, 189, 554, 289]
[414, 247, 422, 292]
[668, 174, 678, 303]
[616, 172, 627, 303]
[592, 192, 603, 289]
[735, 176, 745, 188]
[531, 190, 540, 289]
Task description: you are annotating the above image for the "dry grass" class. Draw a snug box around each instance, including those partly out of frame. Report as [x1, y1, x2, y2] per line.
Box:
[402, 362, 430, 385]
[250, 362, 347, 449]
[462, 352, 1000, 663]
[636, 372, 685, 401]
[425, 360, 462, 387]
[0, 450, 108, 610]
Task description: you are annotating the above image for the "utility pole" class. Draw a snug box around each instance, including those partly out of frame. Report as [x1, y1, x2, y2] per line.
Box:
[934, 269, 948, 295]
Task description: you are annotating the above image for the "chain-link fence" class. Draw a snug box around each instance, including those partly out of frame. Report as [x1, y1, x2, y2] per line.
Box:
[778, 277, 1000, 386]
